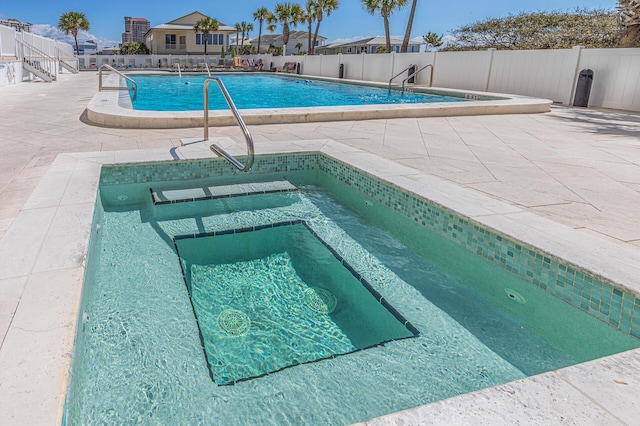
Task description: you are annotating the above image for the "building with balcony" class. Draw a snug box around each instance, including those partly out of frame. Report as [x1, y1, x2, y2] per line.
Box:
[248, 31, 327, 54]
[122, 17, 150, 44]
[316, 37, 421, 55]
[144, 11, 234, 55]
[0, 18, 31, 33]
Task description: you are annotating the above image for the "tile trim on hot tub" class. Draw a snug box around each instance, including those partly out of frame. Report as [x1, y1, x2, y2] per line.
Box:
[99, 150, 640, 339]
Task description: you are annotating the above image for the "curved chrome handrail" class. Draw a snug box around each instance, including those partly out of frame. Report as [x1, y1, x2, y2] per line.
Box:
[204, 77, 254, 172]
[402, 64, 434, 92]
[389, 64, 415, 90]
[98, 64, 137, 100]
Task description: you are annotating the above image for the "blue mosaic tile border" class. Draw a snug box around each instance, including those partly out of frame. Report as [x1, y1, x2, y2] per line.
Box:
[99, 153, 640, 339]
[316, 155, 640, 339]
[99, 154, 319, 186]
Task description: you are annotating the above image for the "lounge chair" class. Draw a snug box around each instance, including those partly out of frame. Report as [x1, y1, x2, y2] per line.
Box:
[160, 58, 168, 69]
[128, 58, 136, 68]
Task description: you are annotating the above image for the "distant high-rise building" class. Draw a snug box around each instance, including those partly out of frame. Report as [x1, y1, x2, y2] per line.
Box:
[0, 18, 31, 32]
[122, 16, 150, 44]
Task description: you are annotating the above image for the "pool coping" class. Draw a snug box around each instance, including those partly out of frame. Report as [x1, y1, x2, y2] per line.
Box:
[0, 138, 638, 424]
[85, 73, 552, 128]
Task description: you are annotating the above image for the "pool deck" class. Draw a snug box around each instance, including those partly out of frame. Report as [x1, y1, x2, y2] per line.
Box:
[1, 71, 640, 424]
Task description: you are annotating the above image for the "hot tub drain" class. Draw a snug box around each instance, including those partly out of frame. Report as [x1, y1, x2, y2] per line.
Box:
[504, 288, 526, 304]
[217, 309, 251, 337]
[303, 287, 337, 314]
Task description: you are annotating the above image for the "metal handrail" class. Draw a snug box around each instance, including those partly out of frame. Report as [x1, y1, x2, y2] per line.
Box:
[388, 64, 415, 90]
[98, 64, 137, 100]
[16, 39, 57, 81]
[204, 77, 254, 172]
[402, 64, 434, 92]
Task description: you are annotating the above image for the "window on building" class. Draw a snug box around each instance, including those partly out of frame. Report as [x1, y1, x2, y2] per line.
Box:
[196, 34, 223, 45]
[371, 46, 377, 53]
[165, 34, 176, 49]
[411, 45, 419, 52]
[179, 36, 186, 50]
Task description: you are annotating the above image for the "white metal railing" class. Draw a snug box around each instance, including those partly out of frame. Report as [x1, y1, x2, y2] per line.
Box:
[402, 64, 434, 92]
[56, 47, 78, 73]
[389, 64, 414, 90]
[98, 64, 137, 99]
[15, 39, 57, 81]
[204, 77, 254, 172]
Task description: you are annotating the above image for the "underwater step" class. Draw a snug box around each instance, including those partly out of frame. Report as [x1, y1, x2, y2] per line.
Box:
[151, 180, 297, 205]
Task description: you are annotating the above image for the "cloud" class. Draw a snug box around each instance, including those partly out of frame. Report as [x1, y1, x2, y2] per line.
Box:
[30, 24, 119, 50]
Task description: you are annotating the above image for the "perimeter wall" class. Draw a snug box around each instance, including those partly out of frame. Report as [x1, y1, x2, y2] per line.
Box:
[268, 47, 640, 112]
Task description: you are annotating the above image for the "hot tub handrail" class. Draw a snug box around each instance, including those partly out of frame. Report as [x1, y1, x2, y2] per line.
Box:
[402, 64, 434, 92]
[98, 64, 137, 100]
[204, 77, 254, 172]
[389, 64, 415, 91]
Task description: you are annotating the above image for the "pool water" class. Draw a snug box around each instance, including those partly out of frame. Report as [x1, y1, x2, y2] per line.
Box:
[65, 170, 640, 424]
[128, 74, 467, 111]
[176, 222, 417, 385]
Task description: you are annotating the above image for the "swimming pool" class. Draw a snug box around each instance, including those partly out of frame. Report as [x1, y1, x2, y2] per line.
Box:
[64, 153, 640, 424]
[86, 72, 552, 128]
[129, 74, 467, 111]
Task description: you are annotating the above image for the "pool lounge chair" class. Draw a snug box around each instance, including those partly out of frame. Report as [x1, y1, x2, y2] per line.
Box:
[128, 58, 136, 68]
[279, 62, 298, 73]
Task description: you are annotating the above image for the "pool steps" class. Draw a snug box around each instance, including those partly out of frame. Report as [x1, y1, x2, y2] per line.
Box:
[150, 180, 297, 205]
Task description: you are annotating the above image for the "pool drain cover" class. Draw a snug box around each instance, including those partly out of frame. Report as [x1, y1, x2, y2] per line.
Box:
[504, 288, 526, 304]
[217, 309, 251, 337]
[303, 287, 337, 314]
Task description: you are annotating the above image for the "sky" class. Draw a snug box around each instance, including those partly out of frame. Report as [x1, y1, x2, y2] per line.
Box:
[1, 0, 619, 49]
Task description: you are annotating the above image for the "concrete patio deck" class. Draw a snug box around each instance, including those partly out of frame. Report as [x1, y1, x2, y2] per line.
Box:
[1, 71, 640, 424]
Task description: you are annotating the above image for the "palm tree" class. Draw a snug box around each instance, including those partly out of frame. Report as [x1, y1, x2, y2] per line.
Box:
[619, 0, 640, 47]
[305, 1, 316, 55]
[361, 0, 409, 53]
[271, 3, 305, 56]
[311, 0, 339, 55]
[253, 7, 274, 54]
[58, 11, 90, 56]
[233, 23, 242, 56]
[422, 31, 443, 51]
[400, 0, 417, 52]
[296, 41, 304, 53]
[193, 16, 219, 55]
[239, 21, 254, 50]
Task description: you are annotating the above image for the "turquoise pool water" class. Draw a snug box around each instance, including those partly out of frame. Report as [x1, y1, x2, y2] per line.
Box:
[65, 158, 640, 424]
[128, 74, 467, 111]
